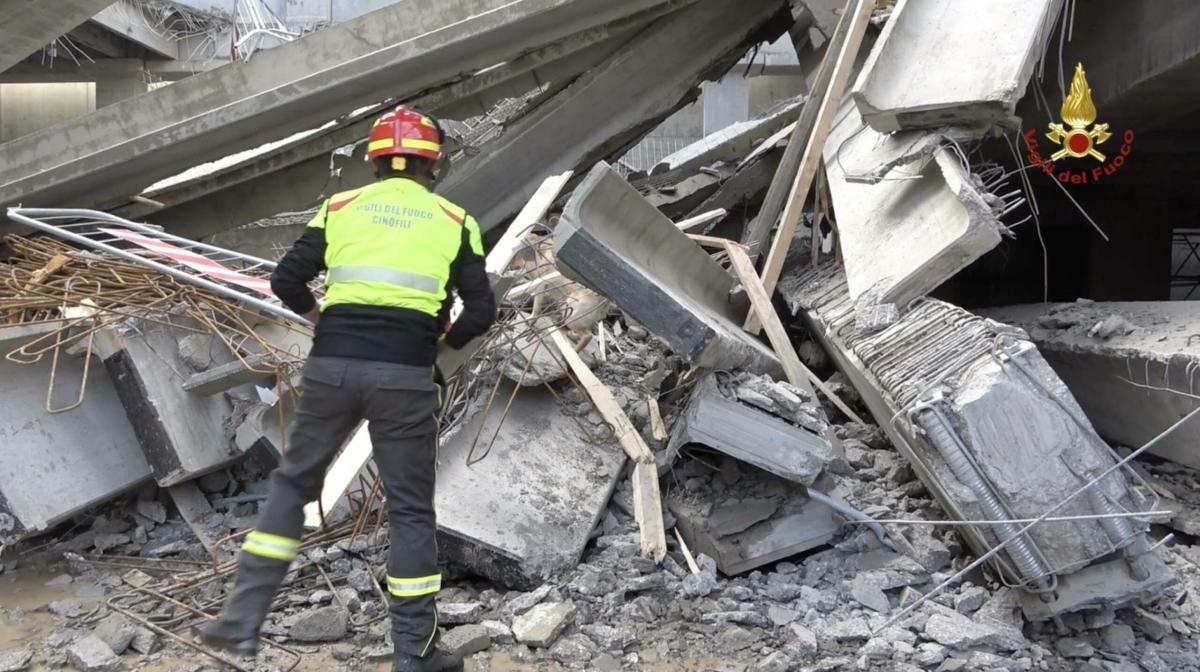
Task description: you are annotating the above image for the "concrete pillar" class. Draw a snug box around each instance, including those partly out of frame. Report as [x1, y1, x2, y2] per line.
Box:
[702, 72, 750, 135]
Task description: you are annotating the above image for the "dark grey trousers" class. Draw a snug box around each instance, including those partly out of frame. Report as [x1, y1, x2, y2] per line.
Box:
[254, 356, 443, 656]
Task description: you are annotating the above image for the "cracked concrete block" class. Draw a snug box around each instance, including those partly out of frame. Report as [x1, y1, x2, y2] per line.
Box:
[442, 624, 491, 657]
[66, 635, 119, 672]
[512, 601, 577, 648]
[436, 382, 625, 589]
[662, 373, 834, 485]
[0, 322, 151, 544]
[983, 301, 1200, 469]
[181, 354, 275, 396]
[669, 467, 838, 576]
[554, 163, 780, 375]
[823, 102, 1004, 308]
[851, 0, 1063, 133]
[94, 321, 237, 486]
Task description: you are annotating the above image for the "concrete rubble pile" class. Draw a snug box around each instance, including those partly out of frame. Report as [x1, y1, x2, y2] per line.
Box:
[2, 1, 1200, 671]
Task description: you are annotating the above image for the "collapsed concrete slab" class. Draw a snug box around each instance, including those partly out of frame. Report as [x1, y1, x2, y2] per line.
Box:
[850, 0, 1062, 133]
[663, 372, 834, 485]
[554, 163, 781, 374]
[0, 323, 151, 543]
[0, 0, 675, 219]
[669, 460, 838, 575]
[780, 262, 1173, 620]
[117, 6, 682, 239]
[436, 382, 626, 589]
[0, 0, 117, 73]
[983, 301, 1200, 469]
[824, 102, 1005, 309]
[439, 0, 792, 232]
[94, 322, 238, 487]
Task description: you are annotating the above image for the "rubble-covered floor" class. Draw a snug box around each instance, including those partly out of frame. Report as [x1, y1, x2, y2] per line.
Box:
[5, 1, 1200, 671]
[3, 403, 1199, 672]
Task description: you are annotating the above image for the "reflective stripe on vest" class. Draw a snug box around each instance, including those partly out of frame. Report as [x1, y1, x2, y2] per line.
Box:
[326, 265, 441, 295]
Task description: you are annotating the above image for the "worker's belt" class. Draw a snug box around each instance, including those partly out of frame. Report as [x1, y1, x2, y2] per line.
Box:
[386, 573, 442, 597]
[326, 265, 441, 294]
[242, 530, 301, 561]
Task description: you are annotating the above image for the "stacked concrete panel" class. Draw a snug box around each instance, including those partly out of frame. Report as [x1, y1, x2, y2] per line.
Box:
[780, 262, 1173, 620]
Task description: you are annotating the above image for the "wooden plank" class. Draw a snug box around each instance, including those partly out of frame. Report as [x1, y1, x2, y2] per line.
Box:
[506, 271, 562, 302]
[647, 396, 668, 441]
[486, 171, 573, 274]
[688, 233, 746, 249]
[631, 462, 667, 562]
[548, 329, 666, 561]
[675, 208, 727, 232]
[723, 240, 866, 424]
[746, 0, 875, 334]
[549, 329, 653, 464]
[673, 527, 701, 574]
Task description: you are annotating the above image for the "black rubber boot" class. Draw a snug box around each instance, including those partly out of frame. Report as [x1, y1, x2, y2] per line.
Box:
[197, 554, 290, 656]
[391, 648, 463, 672]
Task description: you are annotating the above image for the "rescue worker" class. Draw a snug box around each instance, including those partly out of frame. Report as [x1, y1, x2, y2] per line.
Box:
[199, 105, 495, 672]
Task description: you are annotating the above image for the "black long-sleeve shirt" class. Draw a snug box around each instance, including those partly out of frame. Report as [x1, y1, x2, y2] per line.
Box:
[270, 195, 496, 367]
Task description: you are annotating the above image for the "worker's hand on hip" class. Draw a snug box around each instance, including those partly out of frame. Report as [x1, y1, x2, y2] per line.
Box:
[302, 308, 321, 326]
[437, 340, 451, 357]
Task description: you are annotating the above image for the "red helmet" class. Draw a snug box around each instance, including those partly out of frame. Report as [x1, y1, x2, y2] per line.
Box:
[366, 105, 443, 165]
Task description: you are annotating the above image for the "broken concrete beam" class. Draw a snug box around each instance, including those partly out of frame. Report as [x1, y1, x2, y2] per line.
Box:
[663, 373, 835, 485]
[669, 463, 838, 575]
[643, 171, 725, 221]
[435, 382, 625, 589]
[93, 322, 238, 487]
[438, 0, 792, 232]
[982, 301, 1200, 469]
[649, 96, 805, 183]
[824, 101, 1004, 308]
[554, 162, 781, 375]
[234, 400, 292, 471]
[850, 0, 1062, 133]
[181, 354, 275, 396]
[0, 0, 675, 218]
[0, 323, 152, 543]
[780, 262, 1173, 619]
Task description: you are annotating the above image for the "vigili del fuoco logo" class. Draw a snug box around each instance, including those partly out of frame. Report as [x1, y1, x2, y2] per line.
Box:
[1023, 63, 1134, 184]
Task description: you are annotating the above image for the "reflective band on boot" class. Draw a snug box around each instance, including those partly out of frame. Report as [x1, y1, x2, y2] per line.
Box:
[387, 574, 441, 597]
[242, 530, 301, 561]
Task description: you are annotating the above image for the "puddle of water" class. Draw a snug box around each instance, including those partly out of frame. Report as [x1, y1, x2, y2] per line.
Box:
[0, 564, 105, 648]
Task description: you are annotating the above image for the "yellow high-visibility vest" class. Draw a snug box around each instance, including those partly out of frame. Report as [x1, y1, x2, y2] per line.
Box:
[308, 178, 484, 317]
